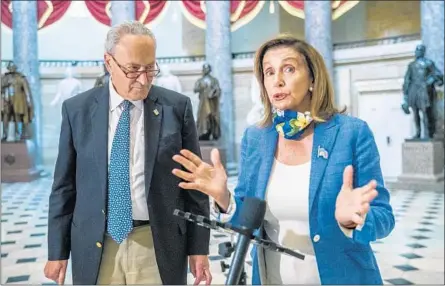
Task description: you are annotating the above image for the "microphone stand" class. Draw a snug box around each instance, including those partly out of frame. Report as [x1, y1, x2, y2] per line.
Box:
[173, 208, 305, 285]
[218, 240, 247, 285]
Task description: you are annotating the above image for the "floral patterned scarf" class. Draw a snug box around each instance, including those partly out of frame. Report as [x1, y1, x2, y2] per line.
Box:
[272, 109, 313, 140]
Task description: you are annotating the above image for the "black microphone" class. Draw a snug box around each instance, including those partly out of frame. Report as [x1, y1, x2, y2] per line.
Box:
[225, 197, 266, 285]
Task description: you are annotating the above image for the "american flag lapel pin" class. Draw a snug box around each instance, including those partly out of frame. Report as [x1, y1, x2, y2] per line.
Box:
[317, 146, 329, 159]
[153, 109, 159, 116]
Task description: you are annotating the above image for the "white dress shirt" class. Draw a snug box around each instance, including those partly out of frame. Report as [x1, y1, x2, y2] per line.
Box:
[262, 159, 320, 284]
[108, 81, 149, 220]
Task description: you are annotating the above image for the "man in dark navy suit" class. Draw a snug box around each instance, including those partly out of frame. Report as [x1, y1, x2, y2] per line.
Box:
[44, 21, 211, 285]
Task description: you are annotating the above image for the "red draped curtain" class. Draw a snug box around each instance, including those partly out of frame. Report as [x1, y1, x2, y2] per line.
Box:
[278, 0, 360, 20]
[84, 0, 169, 27]
[179, 0, 265, 31]
[1, 0, 72, 30]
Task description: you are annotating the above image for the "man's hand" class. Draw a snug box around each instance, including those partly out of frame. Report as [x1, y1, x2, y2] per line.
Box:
[189, 255, 212, 285]
[335, 165, 378, 228]
[44, 260, 68, 285]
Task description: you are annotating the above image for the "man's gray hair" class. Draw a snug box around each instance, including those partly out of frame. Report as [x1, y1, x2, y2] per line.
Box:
[104, 21, 156, 54]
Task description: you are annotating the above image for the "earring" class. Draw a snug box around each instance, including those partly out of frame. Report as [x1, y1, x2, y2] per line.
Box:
[309, 86, 313, 92]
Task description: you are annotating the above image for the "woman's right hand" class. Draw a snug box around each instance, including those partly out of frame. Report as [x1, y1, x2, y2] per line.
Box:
[172, 148, 230, 211]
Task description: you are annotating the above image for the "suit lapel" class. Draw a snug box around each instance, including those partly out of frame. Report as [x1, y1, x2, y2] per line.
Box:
[91, 87, 110, 201]
[144, 89, 162, 198]
[309, 117, 339, 212]
[257, 128, 278, 199]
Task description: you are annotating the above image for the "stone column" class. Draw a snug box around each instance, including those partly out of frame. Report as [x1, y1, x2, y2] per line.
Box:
[205, 1, 237, 175]
[12, 1, 42, 167]
[111, 0, 136, 26]
[421, 1, 445, 75]
[304, 1, 334, 81]
[421, 0, 445, 139]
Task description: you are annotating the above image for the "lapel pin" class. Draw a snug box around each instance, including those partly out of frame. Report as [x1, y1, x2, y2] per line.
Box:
[153, 109, 159, 116]
[317, 146, 329, 159]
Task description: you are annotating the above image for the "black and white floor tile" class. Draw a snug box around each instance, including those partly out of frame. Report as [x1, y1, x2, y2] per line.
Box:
[1, 177, 444, 285]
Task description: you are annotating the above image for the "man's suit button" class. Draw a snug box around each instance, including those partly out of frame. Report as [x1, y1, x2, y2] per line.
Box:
[313, 234, 320, 243]
[96, 242, 102, 248]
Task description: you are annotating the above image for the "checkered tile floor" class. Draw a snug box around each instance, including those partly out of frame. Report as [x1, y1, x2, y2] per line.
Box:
[1, 177, 444, 285]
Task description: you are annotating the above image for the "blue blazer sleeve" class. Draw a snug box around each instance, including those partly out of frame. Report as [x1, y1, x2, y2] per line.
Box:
[351, 122, 395, 245]
[229, 129, 250, 226]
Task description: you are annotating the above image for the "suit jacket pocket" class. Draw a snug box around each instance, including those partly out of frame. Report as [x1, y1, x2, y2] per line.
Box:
[345, 249, 377, 270]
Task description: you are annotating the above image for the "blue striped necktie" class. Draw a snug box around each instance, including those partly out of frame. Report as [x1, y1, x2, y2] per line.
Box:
[107, 100, 133, 244]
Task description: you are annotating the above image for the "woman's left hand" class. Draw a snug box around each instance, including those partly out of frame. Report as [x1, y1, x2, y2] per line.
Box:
[335, 165, 379, 228]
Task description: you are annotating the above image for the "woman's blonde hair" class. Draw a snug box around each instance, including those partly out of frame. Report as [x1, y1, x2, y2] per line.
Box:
[253, 34, 345, 127]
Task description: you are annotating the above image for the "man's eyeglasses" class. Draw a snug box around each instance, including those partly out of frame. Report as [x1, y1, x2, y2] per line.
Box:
[109, 55, 161, 79]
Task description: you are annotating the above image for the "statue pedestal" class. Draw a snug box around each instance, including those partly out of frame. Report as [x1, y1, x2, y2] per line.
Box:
[199, 140, 226, 168]
[1, 141, 40, 183]
[387, 140, 444, 192]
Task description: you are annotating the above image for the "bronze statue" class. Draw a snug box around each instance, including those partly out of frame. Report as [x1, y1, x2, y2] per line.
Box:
[94, 64, 110, 88]
[1, 62, 34, 141]
[402, 44, 444, 140]
[194, 63, 221, 141]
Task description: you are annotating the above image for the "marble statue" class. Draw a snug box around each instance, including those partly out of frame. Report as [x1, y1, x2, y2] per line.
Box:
[194, 63, 221, 141]
[246, 75, 264, 125]
[402, 44, 444, 140]
[1, 62, 34, 141]
[154, 65, 182, 93]
[50, 66, 82, 106]
[94, 64, 110, 88]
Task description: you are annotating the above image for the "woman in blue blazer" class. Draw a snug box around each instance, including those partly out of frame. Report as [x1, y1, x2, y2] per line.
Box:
[172, 35, 395, 285]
